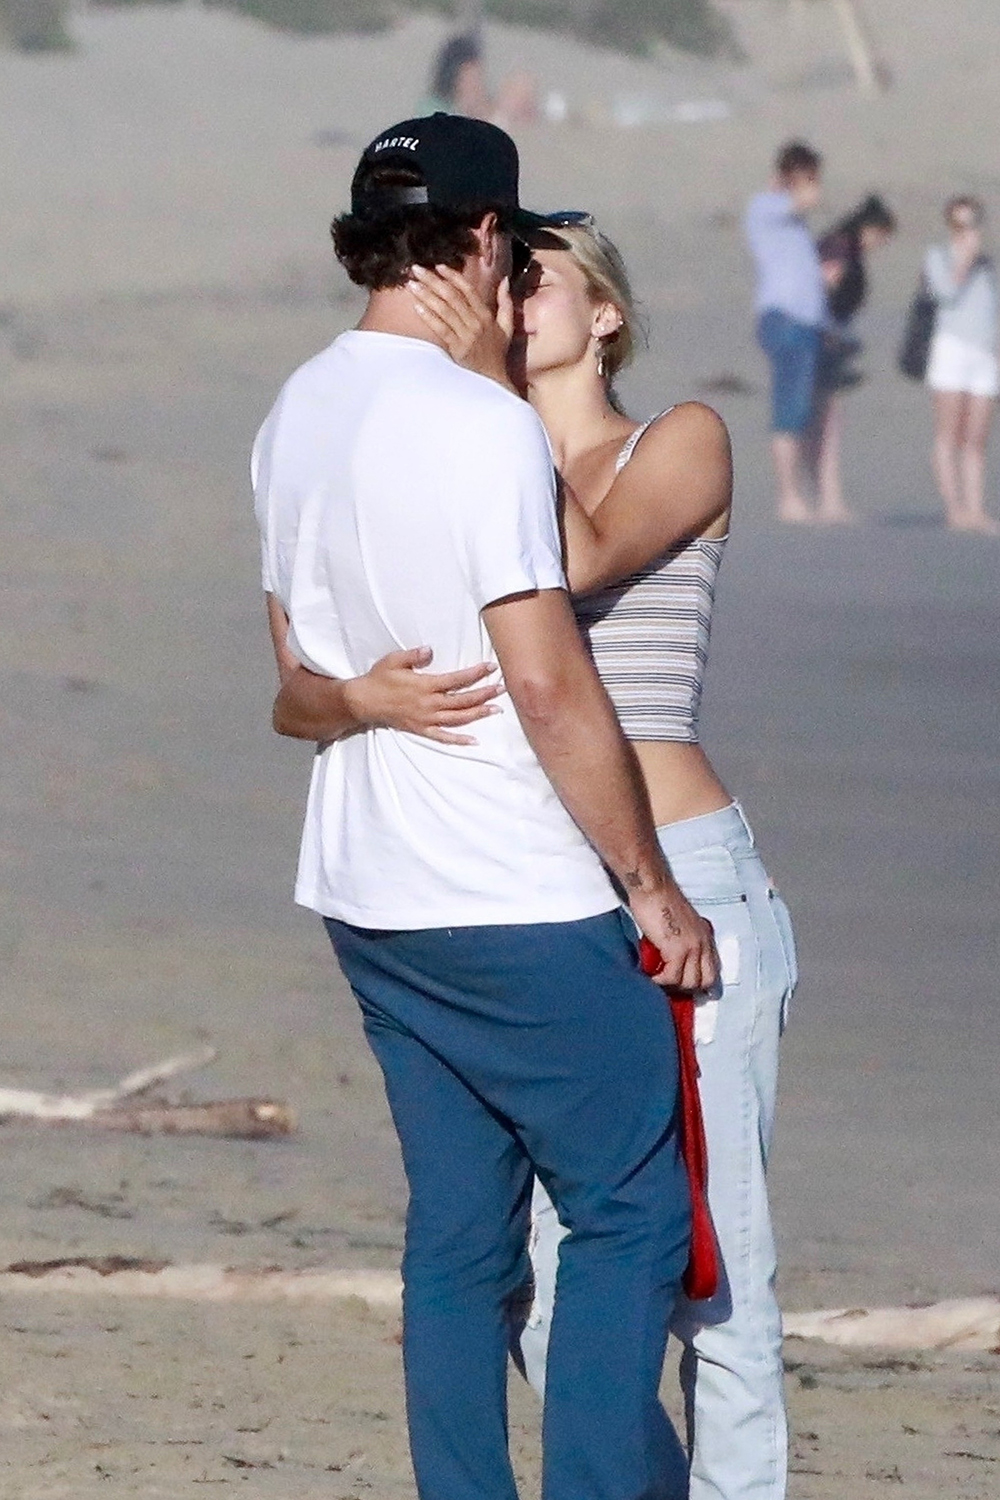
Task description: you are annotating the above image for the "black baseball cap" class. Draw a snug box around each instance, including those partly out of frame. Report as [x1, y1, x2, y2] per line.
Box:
[351, 113, 547, 236]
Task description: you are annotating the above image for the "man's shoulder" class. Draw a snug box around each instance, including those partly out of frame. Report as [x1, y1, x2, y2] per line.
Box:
[256, 340, 343, 437]
[747, 190, 789, 225]
[435, 359, 528, 411]
[278, 338, 344, 399]
[428, 364, 549, 452]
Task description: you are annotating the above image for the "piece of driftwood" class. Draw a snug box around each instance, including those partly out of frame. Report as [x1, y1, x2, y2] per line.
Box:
[830, 0, 884, 94]
[0, 1049, 296, 1139]
[3, 1262, 996, 1349]
[784, 1296, 1000, 1352]
[81, 1098, 296, 1139]
[0, 1261, 404, 1307]
[0, 1046, 217, 1121]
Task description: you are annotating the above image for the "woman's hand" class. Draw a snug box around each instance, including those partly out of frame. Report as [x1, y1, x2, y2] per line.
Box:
[954, 227, 983, 281]
[408, 265, 515, 388]
[345, 646, 503, 746]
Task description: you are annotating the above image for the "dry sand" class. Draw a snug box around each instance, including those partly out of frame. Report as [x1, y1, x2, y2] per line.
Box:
[2, 1294, 999, 1500]
[1, 3, 999, 1494]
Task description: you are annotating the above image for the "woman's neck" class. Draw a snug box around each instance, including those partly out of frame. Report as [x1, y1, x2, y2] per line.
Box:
[527, 362, 632, 471]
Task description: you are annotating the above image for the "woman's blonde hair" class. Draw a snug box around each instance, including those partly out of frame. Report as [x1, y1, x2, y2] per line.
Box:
[545, 222, 643, 388]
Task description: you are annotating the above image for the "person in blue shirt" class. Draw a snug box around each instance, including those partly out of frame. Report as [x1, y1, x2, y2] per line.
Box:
[745, 142, 825, 522]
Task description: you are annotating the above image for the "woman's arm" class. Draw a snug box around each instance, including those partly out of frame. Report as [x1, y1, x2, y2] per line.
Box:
[265, 595, 501, 745]
[924, 241, 983, 302]
[403, 273, 732, 594]
[924, 245, 959, 302]
[563, 403, 732, 596]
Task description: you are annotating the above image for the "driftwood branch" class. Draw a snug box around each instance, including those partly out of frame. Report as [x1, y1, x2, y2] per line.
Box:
[0, 1046, 216, 1121]
[0, 1049, 296, 1139]
[81, 1098, 296, 1139]
[830, 0, 884, 94]
[784, 1296, 1000, 1352]
[1, 1265, 995, 1352]
[0, 1261, 404, 1307]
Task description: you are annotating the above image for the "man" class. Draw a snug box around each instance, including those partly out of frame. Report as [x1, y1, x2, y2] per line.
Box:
[745, 141, 825, 522]
[253, 113, 717, 1500]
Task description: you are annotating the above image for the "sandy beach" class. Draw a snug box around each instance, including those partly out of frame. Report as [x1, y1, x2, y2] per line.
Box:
[1, 2, 998, 1494]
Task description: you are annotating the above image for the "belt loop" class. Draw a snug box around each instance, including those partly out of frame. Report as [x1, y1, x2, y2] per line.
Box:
[732, 800, 756, 848]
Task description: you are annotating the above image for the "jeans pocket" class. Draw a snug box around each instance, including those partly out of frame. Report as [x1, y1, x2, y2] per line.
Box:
[767, 889, 798, 1031]
[693, 904, 748, 1046]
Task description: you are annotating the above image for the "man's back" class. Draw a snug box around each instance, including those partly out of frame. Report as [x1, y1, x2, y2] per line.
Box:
[254, 330, 615, 928]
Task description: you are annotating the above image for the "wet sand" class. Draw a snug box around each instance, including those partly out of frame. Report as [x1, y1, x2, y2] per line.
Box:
[1, 4, 999, 1494]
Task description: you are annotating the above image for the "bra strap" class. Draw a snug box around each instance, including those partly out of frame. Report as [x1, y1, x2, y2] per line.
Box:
[615, 407, 677, 472]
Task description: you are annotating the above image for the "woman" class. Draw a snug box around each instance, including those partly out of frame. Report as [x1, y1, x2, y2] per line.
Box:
[271, 221, 797, 1500]
[924, 196, 999, 534]
[809, 194, 896, 523]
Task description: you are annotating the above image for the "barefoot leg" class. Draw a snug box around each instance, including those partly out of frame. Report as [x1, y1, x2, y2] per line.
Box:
[959, 394, 999, 532]
[932, 390, 969, 528]
[815, 393, 856, 522]
[772, 434, 812, 522]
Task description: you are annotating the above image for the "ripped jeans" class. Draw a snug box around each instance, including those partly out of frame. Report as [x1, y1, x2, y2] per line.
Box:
[517, 802, 798, 1500]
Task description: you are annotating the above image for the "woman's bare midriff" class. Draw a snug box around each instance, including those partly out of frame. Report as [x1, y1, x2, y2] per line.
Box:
[632, 741, 733, 830]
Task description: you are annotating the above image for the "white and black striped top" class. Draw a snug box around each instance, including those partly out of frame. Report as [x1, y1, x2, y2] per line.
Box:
[573, 416, 727, 744]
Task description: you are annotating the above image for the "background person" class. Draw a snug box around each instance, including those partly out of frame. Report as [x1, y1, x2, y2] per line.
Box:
[808, 194, 897, 522]
[745, 141, 825, 522]
[418, 32, 492, 119]
[924, 195, 999, 534]
[418, 30, 536, 128]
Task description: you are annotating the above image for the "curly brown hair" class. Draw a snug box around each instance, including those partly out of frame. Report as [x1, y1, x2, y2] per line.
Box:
[333, 163, 504, 290]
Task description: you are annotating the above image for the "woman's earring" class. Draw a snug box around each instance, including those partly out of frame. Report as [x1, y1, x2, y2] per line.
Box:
[596, 343, 607, 379]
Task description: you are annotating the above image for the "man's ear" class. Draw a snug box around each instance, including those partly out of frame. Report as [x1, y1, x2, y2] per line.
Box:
[473, 211, 501, 269]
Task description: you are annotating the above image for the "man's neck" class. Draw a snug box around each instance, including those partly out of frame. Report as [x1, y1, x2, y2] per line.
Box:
[357, 286, 446, 348]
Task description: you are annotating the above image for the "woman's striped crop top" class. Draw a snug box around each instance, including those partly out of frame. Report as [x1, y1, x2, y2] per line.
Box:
[573, 415, 727, 744]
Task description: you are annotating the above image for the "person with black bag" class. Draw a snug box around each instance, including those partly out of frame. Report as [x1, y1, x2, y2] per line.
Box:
[920, 197, 999, 534]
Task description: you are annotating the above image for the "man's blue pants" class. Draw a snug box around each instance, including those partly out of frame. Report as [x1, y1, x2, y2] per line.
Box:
[326, 909, 691, 1500]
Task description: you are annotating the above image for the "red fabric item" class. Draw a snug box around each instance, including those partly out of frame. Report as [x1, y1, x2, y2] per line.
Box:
[639, 937, 719, 1301]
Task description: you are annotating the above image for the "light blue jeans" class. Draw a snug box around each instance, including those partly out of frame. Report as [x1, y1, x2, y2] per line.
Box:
[517, 803, 798, 1500]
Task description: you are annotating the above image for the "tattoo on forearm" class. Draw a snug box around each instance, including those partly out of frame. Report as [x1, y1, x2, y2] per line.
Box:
[661, 905, 683, 938]
[623, 868, 644, 891]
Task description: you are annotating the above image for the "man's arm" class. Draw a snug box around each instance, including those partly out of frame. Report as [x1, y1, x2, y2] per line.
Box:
[483, 588, 717, 991]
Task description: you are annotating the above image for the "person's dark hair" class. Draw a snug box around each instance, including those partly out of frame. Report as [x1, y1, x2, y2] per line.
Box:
[333, 162, 504, 290]
[775, 141, 822, 180]
[945, 195, 985, 230]
[430, 32, 481, 105]
[837, 194, 897, 238]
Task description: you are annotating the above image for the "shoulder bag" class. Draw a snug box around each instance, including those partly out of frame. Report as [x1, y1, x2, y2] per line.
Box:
[898, 277, 937, 381]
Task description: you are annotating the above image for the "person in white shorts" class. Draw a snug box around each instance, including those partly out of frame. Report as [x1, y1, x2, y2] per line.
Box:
[924, 196, 999, 533]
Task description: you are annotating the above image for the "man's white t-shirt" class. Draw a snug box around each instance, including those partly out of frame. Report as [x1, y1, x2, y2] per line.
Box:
[253, 330, 616, 929]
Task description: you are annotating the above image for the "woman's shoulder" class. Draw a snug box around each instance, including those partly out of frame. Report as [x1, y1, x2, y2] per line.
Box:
[618, 404, 732, 535]
[636, 401, 730, 456]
